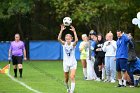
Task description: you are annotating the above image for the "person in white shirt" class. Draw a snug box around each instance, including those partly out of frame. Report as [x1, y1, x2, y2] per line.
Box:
[102, 31, 117, 83]
[58, 24, 78, 93]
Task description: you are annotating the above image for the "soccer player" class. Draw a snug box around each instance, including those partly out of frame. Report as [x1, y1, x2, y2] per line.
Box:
[79, 34, 88, 79]
[8, 33, 27, 78]
[116, 30, 133, 87]
[58, 24, 78, 93]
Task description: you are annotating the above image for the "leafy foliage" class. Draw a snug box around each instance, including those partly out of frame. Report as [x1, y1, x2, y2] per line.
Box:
[0, 0, 140, 40]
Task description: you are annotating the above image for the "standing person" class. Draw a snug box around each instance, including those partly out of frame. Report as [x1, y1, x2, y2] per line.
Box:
[116, 30, 133, 87]
[58, 24, 78, 93]
[95, 34, 105, 81]
[86, 30, 97, 80]
[79, 34, 88, 79]
[102, 32, 117, 83]
[8, 33, 27, 78]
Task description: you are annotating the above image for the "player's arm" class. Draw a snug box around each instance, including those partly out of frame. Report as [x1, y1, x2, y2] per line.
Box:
[70, 25, 78, 46]
[23, 48, 27, 60]
[8, 49, 11, 60]
[22, 42, 27, 60]
[58, 24, 66, 45]
[8, 43, 12, 60]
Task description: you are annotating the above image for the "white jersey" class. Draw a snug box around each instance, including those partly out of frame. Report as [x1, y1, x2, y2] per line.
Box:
[63, 42, 77, 66]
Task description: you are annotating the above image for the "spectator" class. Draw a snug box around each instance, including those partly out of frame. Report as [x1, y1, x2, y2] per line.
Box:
[116, 30, 133, 87]
[79, 34, 88, 79]
[86, 30, 97, 80]
[95, 34, 105, 81]
[127, 33, 137, 85]
[102, 31, 117, 83]
[129, 58, 140, 87]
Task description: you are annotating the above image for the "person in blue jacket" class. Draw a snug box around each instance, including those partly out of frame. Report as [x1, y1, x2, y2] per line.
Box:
[116, 30, 133, 87]
[129, 58, 140, 87]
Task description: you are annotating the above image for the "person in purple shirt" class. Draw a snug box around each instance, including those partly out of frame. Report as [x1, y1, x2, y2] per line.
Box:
[8, 33, 27, 78]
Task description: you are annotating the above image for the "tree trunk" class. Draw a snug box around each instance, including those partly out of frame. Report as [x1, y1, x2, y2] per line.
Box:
[16, 13, 24, 40]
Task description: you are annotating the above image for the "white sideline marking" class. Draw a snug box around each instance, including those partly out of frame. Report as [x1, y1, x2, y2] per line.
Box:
[0, 67, 42, 93]
[6, 73, 42, 93]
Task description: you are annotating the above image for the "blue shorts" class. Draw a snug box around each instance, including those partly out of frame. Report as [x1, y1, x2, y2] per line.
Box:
[116, 58, 128, 72]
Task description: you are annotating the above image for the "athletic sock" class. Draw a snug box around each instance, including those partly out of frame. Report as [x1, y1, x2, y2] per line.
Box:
[70, 82, 75, 92]
[123, 79, 126, 86]
[14, 69, 17, 77]
[118, 79, 123, 85]
[99, 71, 102, 79]
[19, 69, 23, 78]
[83, 68, 87, 78]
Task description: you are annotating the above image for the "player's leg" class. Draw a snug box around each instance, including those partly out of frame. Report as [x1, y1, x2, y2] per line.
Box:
[13, 65, 17, 77]
[12, 56, 18, 77]
[110, 56, 116, 83]
[116, 58, 123, 87]
[70, 69, 76, 93]
[104, 56, 110, 82]
[17, 56, 23, 78]
[64, 72, 69, 92]
[97, 57, 102, 80]
[81, 59, 87, 79]
[120, 58, 128, 87]
[102, 60, 105, 80]
[63, 65, 70, 92]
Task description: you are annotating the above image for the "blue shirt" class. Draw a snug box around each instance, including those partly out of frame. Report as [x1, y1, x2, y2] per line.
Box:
[129, 58, 140, 73]
[116, 34, 130, 59]
[90, 40, 96, 57]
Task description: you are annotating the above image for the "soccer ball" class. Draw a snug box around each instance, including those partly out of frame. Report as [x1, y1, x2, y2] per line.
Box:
[63, 17, 72, 26]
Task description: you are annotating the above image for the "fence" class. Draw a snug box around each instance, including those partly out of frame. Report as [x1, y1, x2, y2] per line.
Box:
[0, 41, 140, 61]
[0, 41, 80, 61]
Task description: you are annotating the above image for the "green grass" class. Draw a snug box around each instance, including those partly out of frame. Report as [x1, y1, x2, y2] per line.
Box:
[0, 61, 140, 93]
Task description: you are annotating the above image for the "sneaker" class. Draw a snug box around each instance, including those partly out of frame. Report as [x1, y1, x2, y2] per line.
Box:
[115, 84, 126, 88]
[122, 85, 126, 87]
[96, 78, 101, 81]
[129, 85, 134, 88]
[104, 79, 110, 82]
[116, 84, 122, 87]
[111, 79, 116, 83]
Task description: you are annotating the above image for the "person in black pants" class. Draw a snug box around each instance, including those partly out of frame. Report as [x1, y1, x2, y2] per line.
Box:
[95, 34, 105, 81]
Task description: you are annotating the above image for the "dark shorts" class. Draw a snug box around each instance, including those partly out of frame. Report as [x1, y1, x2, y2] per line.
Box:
[12, 56, 23, 65]
[97, 57, 104, 66]
[116, 58, 127, 72]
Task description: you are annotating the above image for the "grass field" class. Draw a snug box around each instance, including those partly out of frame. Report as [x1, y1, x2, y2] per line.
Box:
[0, 61, 140, 93]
